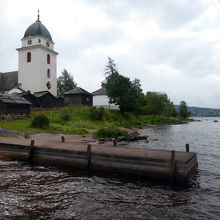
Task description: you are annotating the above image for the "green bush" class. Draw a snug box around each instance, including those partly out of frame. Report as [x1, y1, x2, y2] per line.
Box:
[89, 107, 105, 120]
[24, 132, 30, 139]
[31, 113, 50, 129]
[94, 127, 128, 139]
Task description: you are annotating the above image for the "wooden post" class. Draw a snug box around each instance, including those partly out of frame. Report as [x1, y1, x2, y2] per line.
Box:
[61, 136, 65, 142]
[29, 140, 34, 163]
[169, 150, 175, 181]
[30, 140, 34, 147]
[113, 139, 117, 147]
[87, 144, 92, 171]
[186, 144, 189, 152]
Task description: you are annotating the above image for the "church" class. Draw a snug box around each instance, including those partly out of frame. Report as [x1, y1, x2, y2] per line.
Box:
[0, 12, 58, 96]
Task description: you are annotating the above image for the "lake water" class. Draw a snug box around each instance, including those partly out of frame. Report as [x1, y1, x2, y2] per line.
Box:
[0, 118, 220, 219]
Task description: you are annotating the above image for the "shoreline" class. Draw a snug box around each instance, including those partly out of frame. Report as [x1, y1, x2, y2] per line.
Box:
[0, 119, 191, 140]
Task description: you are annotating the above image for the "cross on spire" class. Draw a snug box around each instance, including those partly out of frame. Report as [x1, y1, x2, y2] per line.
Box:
[37, 9, 40, 20]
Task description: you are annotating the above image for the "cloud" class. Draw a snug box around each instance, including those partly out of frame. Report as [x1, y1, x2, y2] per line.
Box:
[1, 0, 220, 107]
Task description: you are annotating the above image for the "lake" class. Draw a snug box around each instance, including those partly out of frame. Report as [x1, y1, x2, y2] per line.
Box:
[0, 118, 220, 219]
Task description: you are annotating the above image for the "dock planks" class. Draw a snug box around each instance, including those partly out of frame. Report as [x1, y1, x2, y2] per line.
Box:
[0, 134, 198, 182]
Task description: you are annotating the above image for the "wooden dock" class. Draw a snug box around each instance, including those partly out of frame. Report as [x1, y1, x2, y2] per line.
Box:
[0, 134, 198, 182]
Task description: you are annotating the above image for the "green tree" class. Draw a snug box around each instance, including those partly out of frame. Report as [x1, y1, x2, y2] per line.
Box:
[102, 57, 143, 113]
[57, 69, 77, 96]
[179, 101, 190, 118]
[164, 101, 177, 117]
[143, 92, 169, 117]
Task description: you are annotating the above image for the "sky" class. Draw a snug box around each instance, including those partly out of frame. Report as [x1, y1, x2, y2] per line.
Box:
[1, 0, 220, 108]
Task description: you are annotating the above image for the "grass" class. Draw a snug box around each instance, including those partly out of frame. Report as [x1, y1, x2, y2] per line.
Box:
[94, 127, 128, 139]
[0, 107, 191, 136]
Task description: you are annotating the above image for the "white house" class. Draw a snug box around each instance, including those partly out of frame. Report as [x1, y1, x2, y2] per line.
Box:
[92, 88, 119, 109]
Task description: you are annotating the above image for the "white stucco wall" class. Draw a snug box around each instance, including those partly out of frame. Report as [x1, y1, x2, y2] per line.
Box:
[93, 95, 119, 109]
[22, 36, 54, 50]
[17, 37, 58, 96]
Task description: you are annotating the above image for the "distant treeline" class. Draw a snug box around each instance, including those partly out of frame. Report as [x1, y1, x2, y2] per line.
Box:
[175, 105, 220, 117]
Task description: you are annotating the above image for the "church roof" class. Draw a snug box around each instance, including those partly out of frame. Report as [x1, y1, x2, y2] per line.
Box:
[23, 19, 53, 42]
[92, 87, 107, 95]
[64, 87, 92, 95]
[0, 71, 18, 92]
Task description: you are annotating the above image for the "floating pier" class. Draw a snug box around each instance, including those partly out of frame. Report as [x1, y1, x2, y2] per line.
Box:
[0, 135, 198, 182]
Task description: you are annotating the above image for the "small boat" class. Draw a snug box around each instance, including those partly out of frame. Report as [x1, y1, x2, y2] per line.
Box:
[213, 120, 218, 122]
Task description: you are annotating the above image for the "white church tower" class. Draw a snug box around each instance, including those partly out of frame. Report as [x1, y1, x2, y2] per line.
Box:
[17, 12, 58, 96]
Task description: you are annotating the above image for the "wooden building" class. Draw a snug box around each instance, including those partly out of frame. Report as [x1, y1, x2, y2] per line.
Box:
[92, 87, 119, 109]
[56, 96, 64, 107]
[17, 92, 37, 107]
[34, 91, 57, 107]
[0, 94, 31, 114]
[64, 87, 93, 106]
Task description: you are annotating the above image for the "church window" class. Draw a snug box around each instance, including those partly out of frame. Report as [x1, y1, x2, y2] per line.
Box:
[46, 81, 51, 89]
[47, 69, 50, 78]
[28, 40, 32, 45]
[27, 52, 31, 62]
[38, 39, 41, 43]
[47, 54, 50, 64]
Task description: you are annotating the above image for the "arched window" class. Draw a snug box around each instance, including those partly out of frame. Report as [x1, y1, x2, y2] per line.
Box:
[38, 39, 41, 43]
[46, 81, 51, 89]
[47, 69, 50, 78]
[27, 52, 31, 62]
[47, 54, 50, 64]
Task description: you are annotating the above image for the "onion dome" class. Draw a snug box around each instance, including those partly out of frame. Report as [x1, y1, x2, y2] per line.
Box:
[23, 13, 52, 42]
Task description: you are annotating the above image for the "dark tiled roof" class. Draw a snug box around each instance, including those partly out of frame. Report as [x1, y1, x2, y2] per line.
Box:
[0, 71, 18, 92]
[34, 91, 51, 97]
[24, 19, 53, 42]
[92, 87, 107, 95]
[17, 91, 35, 98]
[0, 94, 31, 105]
[64, 87, 92, 95]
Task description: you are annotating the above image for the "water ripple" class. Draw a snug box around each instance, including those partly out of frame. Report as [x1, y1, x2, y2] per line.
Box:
[1, 118, 220, 219]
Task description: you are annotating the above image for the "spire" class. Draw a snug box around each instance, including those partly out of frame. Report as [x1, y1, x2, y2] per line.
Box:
[37, 9, 40, 20]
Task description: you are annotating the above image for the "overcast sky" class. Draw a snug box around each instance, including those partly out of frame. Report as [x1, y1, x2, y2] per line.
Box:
[1, 0, 220, 108]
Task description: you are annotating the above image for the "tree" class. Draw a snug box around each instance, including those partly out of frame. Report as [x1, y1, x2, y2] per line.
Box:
[179, 101, 190, 118]
[57, 69, 77, 96]
[167, 101, 177, 117]
[163, 100, 177, 117]
[104, 56, 119, 80]
[102, 57, 143, 113]
[143, 92, 170, 117]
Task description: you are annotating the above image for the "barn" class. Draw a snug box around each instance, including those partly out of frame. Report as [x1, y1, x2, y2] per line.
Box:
[17, 92, 37, 107]
[64, 87, 93, 106]
[0, 94, 31, 114]
[34, 91, 57, 107]
[56, 96, 64, 106]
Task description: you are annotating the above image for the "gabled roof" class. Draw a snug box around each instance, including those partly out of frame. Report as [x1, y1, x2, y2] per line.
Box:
[92, 87, 107, 95]
[0, 94, 31, 105]
[0, 71, 18, 92]
[64, 87, 92, 95]
[34, 91, 53, 97]
[17, 91, 35, 98]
